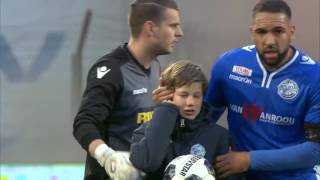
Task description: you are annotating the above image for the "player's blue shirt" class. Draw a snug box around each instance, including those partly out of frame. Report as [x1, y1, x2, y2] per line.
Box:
[205, 45, 320, 180]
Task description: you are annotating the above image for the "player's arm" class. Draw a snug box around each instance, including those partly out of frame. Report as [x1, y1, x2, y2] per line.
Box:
[215, 123, 320, 177]
[250, 116, 320, 171]
[73, 60, 125, 175]
[73, 60, 122, 151]
[73, 60, 140, 179]
[205, 54, 228, 122]
[304, 123, 320, 143]
[130, 103, 179, 173]
[250, 140, 320, 171]
[89, 139, 140, 179]
[215, 141, 320, 177]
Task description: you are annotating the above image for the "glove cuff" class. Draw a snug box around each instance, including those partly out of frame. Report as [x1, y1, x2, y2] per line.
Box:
[94, 144, 111, 160]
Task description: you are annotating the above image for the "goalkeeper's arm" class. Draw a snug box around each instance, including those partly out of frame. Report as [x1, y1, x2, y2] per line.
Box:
[88, 139, 106, 158]
[89, 139, 140, 180]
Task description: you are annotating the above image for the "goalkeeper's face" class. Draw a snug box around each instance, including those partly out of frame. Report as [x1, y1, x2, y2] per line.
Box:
[172, 82, 203, 120]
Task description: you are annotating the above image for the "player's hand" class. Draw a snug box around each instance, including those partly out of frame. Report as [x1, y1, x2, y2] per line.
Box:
[115, 151, 145, 180]
[152, 77, 173, 104]
[152, 86, 173, 104]
[215, 151, 250, 178]
[95, 145, 141, 179]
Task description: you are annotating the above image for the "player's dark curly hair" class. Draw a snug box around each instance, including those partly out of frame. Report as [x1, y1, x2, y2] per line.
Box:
[253, 0, 292, 20]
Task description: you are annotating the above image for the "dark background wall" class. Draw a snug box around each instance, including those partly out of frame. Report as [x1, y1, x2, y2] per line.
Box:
[0, 0, 319, 163]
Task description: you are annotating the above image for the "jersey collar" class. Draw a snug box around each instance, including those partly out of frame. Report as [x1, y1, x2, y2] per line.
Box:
[256, 46, 299, 88]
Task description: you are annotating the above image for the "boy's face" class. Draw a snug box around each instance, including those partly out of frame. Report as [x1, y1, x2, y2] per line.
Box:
[172, 82, 203, 120]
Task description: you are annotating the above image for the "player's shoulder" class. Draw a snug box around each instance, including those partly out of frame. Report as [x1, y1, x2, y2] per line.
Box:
[294, 49, 320, 74]
[217, 45, 256, 62]
[213, 45, 256, 71]
[290, 50, 320, 89]
[95, 44, 129, 68]
[221, 44, 256, 56]
[87, 45, 129, 81]
[295, 49, 318, 66]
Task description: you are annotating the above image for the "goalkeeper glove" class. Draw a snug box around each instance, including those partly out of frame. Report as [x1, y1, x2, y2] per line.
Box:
[94, 144, 141, 180]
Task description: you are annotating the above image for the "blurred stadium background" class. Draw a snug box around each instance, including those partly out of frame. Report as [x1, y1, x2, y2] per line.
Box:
[0, 0, 319, 179]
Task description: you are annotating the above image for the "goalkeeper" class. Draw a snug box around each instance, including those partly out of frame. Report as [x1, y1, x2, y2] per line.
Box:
[130, 61, 242, 179]
[72, 0, 183, 179]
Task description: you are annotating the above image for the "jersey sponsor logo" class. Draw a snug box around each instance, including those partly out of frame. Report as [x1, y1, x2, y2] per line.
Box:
[133, 88, 148, 95]
[190, 144, 206, 157]
[137, 111, 153, 124]
[300, 56, 316, 65]
[229, 74, 252, 84]
[232, 65, 253, 77]
[242, 104, 264, 123]
[230, 104, 295, 125]
[277, 79, 299, 100]
[97, 66, 111, 79]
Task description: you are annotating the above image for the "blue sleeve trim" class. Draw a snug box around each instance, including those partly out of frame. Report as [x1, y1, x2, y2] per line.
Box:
[250, 142, 320, 171]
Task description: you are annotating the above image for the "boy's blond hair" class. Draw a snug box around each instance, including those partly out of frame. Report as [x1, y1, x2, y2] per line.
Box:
[161, 60, 207, 92]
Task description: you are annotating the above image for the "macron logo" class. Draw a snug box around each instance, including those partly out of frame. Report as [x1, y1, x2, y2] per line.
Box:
[300, 56, 316, 65]
[133, 88, 148, 95]
[242, 45, 255, 52]
[97, 66, 111, 79]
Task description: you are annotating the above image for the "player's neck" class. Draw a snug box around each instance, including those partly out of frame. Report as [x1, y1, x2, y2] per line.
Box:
[128, 39, 156, 69]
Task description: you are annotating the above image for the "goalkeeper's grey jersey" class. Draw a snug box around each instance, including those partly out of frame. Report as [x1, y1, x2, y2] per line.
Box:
[73, 43, 160, 179]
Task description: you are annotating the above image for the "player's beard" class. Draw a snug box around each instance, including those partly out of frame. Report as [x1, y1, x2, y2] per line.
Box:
[258, 46, 289, 70]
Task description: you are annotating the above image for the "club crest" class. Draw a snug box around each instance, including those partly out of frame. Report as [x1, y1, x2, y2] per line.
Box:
[190, 144, 206, 157]
[277, 79, 299, 100]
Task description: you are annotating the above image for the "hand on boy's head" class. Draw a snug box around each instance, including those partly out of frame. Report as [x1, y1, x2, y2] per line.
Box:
[152, 86, 174, 104]
[159, 76, 165, 86]
[162, 98, 175, 104]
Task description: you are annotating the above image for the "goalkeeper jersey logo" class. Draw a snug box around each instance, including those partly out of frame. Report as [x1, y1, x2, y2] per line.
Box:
[97, 66, 111, 79]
